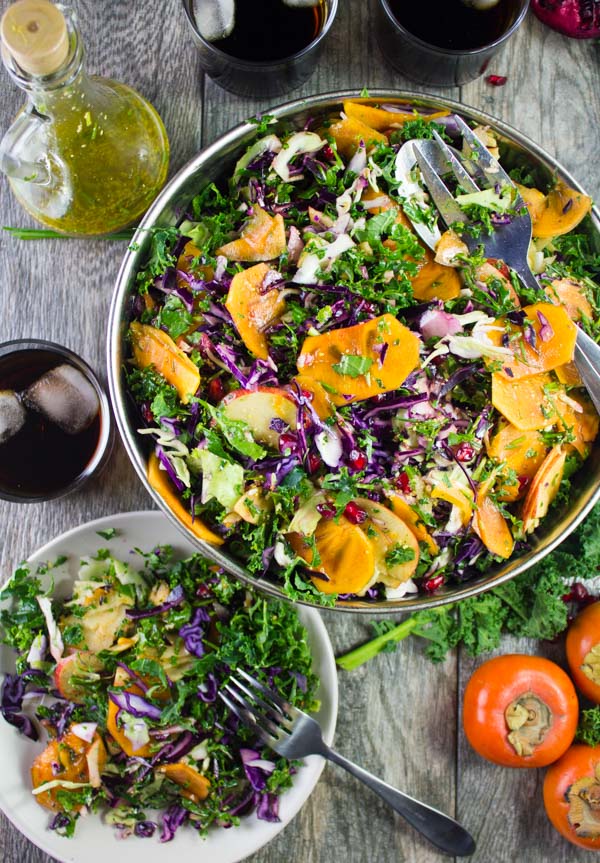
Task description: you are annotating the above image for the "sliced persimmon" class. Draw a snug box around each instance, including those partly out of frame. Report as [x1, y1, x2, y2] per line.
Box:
[431, 483, 474, 526]
[516, 183, 546, 224]
[473, 476, 514, 559]
[491, 372, 560, 431]
[107, 666, 153, 758]
[130, 321, 200, 404]
[148, 452, 224, 545]
[532, 182, 592, 239]
[157, 762, 210, 803]
[217, 206, 286, 262]
[31, 728, 107, 810]
[176, 240, 213, 290]
[486, 423, 548, 501]
[410, 254, 462, 301]
[521, 445, 567, 535]
[326, 116, 387, 158]
[487, 303, 577, 381]
[296, 314, 420, 405]
[556, 362, 582, 387]
[288, 516, 376, 595]
[343, 101, 448, 131]
[557, 393, 600, 458]
[353, 497, 419, 587]
[225, 263, 285, 359]
[547, 277, 593, 322]
[387, 493, 439, 555]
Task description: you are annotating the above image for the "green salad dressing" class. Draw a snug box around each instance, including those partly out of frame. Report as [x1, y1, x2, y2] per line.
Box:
[0, 1, 169, 235]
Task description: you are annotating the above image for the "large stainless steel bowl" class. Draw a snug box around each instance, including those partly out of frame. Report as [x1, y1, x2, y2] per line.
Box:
[108, 90, 600, 613]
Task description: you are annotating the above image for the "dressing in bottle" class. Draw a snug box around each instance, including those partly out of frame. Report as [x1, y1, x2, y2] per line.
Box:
[0, 0, 169, 235]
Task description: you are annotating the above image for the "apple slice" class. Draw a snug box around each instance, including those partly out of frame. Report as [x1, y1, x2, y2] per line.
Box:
[354, 497, 420, 587]
[220, 386, 297, 449]
[54, 651, 104, 703]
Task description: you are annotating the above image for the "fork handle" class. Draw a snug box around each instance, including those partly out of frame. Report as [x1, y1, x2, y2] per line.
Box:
[322, 747, 475, 857]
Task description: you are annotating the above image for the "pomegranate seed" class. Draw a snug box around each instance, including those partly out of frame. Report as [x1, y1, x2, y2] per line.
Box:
[424, 574, 445, 593]
[141, 402, 154, 423]
[322, 144, 335, 161]
[307, 453, 321, 474]
[518, 475, 531, 493]
[486, 75, 507, 86]
[300, 389, 313, 400]
[279, 432, 298, 454]
[207, 378, 225, 403]
[316, 503, 336, 520]
[343, 501, 368, 524]
[348, 450, 368, 471]
[395, 472, 411, 494]
[572, 582, 591, 602]
[455, 442, 475, 462]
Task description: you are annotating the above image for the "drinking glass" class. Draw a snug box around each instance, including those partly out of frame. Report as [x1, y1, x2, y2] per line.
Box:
[375, 0, 530, 87]
[181, 0, 338, 97]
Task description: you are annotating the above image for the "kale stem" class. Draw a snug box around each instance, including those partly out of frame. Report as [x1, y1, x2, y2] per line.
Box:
[336, 614, 416, 671]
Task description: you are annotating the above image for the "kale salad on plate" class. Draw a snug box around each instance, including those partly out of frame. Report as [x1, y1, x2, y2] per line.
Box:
[124, 100, 600, 606]
[0, 540, 319, 841]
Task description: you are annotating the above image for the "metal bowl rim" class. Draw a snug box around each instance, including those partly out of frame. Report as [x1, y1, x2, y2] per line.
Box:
[107, 88, 600, 614]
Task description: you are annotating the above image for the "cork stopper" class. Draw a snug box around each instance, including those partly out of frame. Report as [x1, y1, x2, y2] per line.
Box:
[1, 0, 69, 76]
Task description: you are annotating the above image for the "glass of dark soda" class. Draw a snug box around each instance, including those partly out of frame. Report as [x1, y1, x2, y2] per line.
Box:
[181, 0, 338, 97]
[376, 0, 530, 87]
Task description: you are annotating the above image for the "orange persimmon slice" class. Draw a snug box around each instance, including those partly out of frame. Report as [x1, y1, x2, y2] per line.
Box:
[547, 277, 593, 322]
[473, 476, 514, 559]
[106, 667, 152, 758]
[557, 393, 600, 459]
[486, 423, 548, 501]
[157, 763, 210, 802]
[176, 240, 213, 290]
[532, 182, 592, 239]
[288, 516, 375, 595]
[296, 313, 420, 405]
[217, 205, 286, 262]
[521, 446, 567, 535]
[130, 321, 200, 404]
[343, 101, 449, 131]
[148, 453, 224, 545]
[516, 183, 546, 225]
[387, 493, 439, 555]
[491, 371, 560, 431]
[32, 729, 107, 810]
[411, 253, 462, 301]
[326, 116, 387, 158]
[487, 303, 577, 381]
[225, 263, 285, 359]
[555, 362, 582, 387]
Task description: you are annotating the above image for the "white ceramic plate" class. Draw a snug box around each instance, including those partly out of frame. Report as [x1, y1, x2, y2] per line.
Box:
[0, 511, 338, 863]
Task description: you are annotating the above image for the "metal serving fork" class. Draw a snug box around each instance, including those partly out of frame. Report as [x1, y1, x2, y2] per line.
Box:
[409, 116, 600, 413]
[220, 669, 476, 857]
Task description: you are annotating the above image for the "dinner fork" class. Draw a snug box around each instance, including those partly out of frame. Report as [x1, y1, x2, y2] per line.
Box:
[220, 669, 476, 857]
[409, 117, 600, 413]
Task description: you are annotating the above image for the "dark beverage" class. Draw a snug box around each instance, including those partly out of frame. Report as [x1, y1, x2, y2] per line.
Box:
[212, 0, 325, 62]
[0, 346, 108, 501]
[387, 0, 518, 50]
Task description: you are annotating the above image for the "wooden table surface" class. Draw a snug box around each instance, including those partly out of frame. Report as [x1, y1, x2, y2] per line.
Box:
[0, 2, 599, 861]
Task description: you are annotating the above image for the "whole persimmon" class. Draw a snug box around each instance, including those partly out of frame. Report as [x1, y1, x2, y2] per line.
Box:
[544, 744, 600, 851]
[463, 654, 578, 767]
[566, 601, 600, 703]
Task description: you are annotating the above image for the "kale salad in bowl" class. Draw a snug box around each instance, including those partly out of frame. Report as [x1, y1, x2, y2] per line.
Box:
[0, 512, 337, 862]
[108, 92, 600, 612]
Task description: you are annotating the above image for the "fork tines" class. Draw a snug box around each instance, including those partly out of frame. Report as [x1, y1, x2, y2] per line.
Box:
[219, 669, 293, 742]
